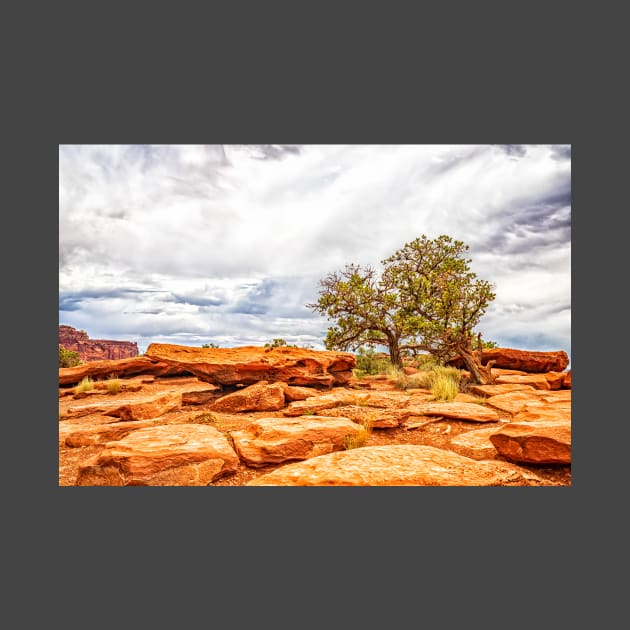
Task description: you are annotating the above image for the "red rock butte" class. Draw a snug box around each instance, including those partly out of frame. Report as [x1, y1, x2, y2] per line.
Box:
[59, 325, 139, 362]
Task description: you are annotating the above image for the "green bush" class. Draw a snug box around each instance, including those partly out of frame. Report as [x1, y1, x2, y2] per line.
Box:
[354, 347, 392, 376]
[59, 346, 81, 368]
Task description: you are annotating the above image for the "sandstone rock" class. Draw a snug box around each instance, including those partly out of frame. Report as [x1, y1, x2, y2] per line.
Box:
[484, 390, 543, 415]
[511, 399, 571, 423]
[144, 343, 355, 388]
[411, 402, 501, 423]
[490, 421, 571, 464]
[210, 381, 286, 413]
[494, 374, 551, 390]
[544, 371, 567, 390]
[485, 389, 571, 420]
[182, 387, 222, 405]
[468, 383, 536, 397]
[449, 426, 505, 459]
[563, 370, 572, 389]
[247, 445, 548, 486]
[59, 356, 191, 386]
[230, 416, 361, 467]
[76, 424, 239, 486]
[316, 405, 407, 429]
[447, 347, 569, 373]
[283, 390, 368, 416]
[103, 392, 182, 421]
[59, 325, 139, 362]
[62, 417, 167, 447]
[278, 383, 318, 402]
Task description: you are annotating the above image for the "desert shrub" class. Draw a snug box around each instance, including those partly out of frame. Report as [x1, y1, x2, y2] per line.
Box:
[201, 343, 219, 348]
[429, 367, 461, 402]
[354, 347, 393, 375]
[343, 416, 374, 450]
[75, 376, 94, 394]
[413, 353, 438, 370]
[105, 378, 121, 395]
[59, 346, 81, 368]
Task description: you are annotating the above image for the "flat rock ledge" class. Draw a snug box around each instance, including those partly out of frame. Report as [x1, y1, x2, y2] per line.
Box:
[247, 444, 549, 486]
[144, 343, 356, 388]
[75, 424, 239, 486]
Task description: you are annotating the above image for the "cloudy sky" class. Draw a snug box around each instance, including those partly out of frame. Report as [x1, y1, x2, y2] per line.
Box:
[59, 144, 571, 362]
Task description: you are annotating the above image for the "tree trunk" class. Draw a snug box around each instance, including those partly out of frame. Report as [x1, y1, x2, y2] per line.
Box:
[456, 335, 496, 385]
[388, 338, 403, 369]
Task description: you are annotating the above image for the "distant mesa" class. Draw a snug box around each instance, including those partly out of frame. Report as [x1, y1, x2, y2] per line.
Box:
[59, 325, 139, 362]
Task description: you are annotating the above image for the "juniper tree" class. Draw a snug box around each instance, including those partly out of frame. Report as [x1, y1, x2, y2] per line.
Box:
[308, 234, 497, 383]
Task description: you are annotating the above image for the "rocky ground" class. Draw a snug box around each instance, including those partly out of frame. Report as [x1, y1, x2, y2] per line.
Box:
[58, 372, 571, 487]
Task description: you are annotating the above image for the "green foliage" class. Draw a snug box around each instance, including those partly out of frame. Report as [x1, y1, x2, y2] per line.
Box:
[201, 343, 219, 349]
[59, 346, 81, 368]
[308, 234, 495, 367]
[264, 338, 298, 348]
[354, 347, 393, 376]
[479, 339, 498, 349]
[411, 353, 438, 370]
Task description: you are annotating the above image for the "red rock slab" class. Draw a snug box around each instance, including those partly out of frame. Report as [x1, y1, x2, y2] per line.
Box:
[511, 400, 571, 423]
[486, 390, 571, 419]
[484, 390, 547, 415]
[59, 356, 190, 386]
[449, 426, 506, 460]
[544, 371, 567, 390]
[75, 424, 239, 486]
[210, 381, 286, 413]
[247, 445, 548, 486]
[144, 343, 356, 388]
[563, 370, 571, 388]
[490, 421, 571, 464]
[447, 348, 569, 373]
[412, 402, 501, 423]
[103, 392, 182, 421]
[468, 383, 536, 397]
[316, 405, 409, 429]
[494, 374, 551, 390]
[230, 416, 361, 467]
[279, 383, 318, 402]
[62, 417, 167, 447]
[283, 390, 369, 417]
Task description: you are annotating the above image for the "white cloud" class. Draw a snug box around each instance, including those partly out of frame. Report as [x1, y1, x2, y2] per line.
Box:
[59, 144, 571, 359]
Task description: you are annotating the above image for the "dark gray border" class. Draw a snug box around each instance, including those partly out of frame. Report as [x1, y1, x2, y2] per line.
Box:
[10, 0, 617, 625]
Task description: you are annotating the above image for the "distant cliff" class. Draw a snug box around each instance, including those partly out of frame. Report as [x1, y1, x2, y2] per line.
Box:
[59, 325, 139, 362]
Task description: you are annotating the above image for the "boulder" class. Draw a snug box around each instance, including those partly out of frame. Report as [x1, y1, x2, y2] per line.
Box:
[490, 421, 571, 464]
[75, 424, 239, 485]
[210, 381, 286, 413]
[230, 416, 361, 467]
